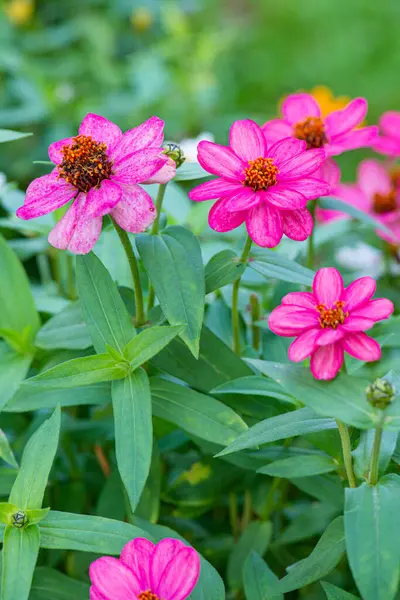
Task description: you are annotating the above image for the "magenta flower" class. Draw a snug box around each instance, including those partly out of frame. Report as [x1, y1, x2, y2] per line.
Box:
[374, 111, 400, 156]
[16, 114, 175, 254]
[188, 119, 330, 247]
[262, 93, 378, 156]
[89, 537, 200, 600]
[268, 267, 394, 381]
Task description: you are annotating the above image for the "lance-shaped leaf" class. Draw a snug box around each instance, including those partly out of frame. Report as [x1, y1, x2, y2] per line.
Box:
[321, 582, 360, 599]
[0, 343, 32, 411]
[123, 324, 184, 369]
[205, 249, 246, 293]
[0, 430, 17, 468]
[211, 375, 297, 405]
[243, 551, 283, 600]
[249, 248, 315, 285]
[319, 196, 395, 238]
[35, 302, 92, 350]
[227, 521, 272, 591]
[0, 524, 40, 600]
[30, 567, 90, 600]
[258, 454, 337, 478]
[0, 129, 33, 143]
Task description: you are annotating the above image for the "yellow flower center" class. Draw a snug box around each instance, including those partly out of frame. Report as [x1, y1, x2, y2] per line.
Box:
[373, 190, 397, 214]
[57, 135, 113, 193]
[294, 117, 328, 149]
[138, 591, 160, 600]
[243, 157, 279, 191]
[316, 301, 348, 329]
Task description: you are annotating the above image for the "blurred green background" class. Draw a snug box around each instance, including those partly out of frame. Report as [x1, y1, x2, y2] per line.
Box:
[1, 0, 400, 186]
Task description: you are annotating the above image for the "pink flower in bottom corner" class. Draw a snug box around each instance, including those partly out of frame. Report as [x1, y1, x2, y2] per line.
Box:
[188, 119, 331, 247]
[16, 114, 176, 254]
[268, 267, 394, 381]
[374, 111, 400, 157]
[89, 537, 200, 600]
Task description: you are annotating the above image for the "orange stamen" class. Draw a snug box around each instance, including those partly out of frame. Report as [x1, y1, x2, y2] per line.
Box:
[57, 134, 113, 193]
[316, 300, 348, 329]
[243, 157, 279, 191]
[294, 117, 327, 149]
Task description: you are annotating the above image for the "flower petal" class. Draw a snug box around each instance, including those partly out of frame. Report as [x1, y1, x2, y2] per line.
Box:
[246, 202, 283, 248]
[268, 305, 319, 336]
[208, 197, 247, 232]
[111, 116, 164, 163]
[68, 216, 102, 255]
[48, 195, 82, 250]
[153, 546, 201, 600]
[144, 157, 176, 184]
[342, 277, 376, 311]
[268, 137, 307, 164]
[149, 538, 187, 591]
[373, 136, 400, 156]
[310, 343, 343, 380]
[352, 298, 394, 321]
[316, 328, 344, 346]
[280, 177, 331, 200]
[113, 149, 168, 185]
[79, 113, 122, 150]
[90, 586, 105, 600]
[279, 149, 326, 179]
[313, 267, 344, 307]
[327, 126, 378, 155]
[261, 119, 293, 144]
[334, 183, 371, 211]
[282, 291, 316, 309]
[281, 93, 321, 124]
[282, 208, 314, 241]
[120, 538, 154, 590]
[380, 111, 400, 140]
[341, 316, 375, 332]
[229, 119, 267, 162]
[89, 557, 141, 600]
[318, 158, 341, 186]
[357, 159, 392, 198]
[197, 141, 245, 180]
[288, 329, 320, 362]
[48, 137, 74, 164]
[265, 186, 307, 210]
[224, 189, 259, 212]
[17, 174, 76, 220]
[85, 179, 122, 219]
[342, 332, 381, 362]
[110, 184, 156, 233]
[325, 98, 368, 138]
[188, 178, 244, 201]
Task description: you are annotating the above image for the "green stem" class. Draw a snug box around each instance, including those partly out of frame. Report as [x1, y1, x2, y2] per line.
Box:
[229, 492, 240, 542]
[307, 201, 317, 269]
[241, 489, 252, 531]
[336, 419, 357, 488]
[147, 183, 168, 313]
[112, 219, 145, 326]
[232, 235, 253, 354]
[250, 294, 261, 352]
[369, 422, 383, 485]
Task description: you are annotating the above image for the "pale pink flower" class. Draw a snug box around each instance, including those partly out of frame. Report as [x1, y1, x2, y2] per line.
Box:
[268, 267, 393, 381]
[188, 119, 330, 247]
[89, 537, 200, 600]
[374, 111, 400, 156]
[17, 114, 175, 254]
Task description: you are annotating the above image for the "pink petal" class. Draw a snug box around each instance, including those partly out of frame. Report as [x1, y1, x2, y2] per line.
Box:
[48, 137, 75, 164]
[208, 197, 247, 232]
[282, 207, 314, 241]
[373, 136, 400, 157]
[265, 186, 307, 210]
[278, 149, 326, 179]
[90, 586, 105, 600]
[282, 291, 316, 309]
[352, 298, 394, 321]
[268, 305, 320, 336]
[110, 184, 156, 233]
[85, 179, 122, 219]
[246, 202, 283, 248]
[188, 178, 244, 201]
[261, 119, 293, 145]
[17, 174, 76, 220]
[325, 98, 368, 138]
[48, 195, 82, 250]
[120, 538, 154, 590]
[310, 343, 343, 380]
[144, 157, 176, 184]
[79, 113, 122, 150]
[342, 332, 381, 362]
[281, 93, 321, 124]
[380, 111, 400, 140]
[111, 116, 164, 163]
[113, 149, 167, 185]
[229, 119, 267, 162]
[197, 141, 245, 180]
[342, 277, 376, 311]
[357, 159, 392, 198]
[153, 546, 200, 600]
[318, 158, 341, 186]
[89, 557, 141, 600]
[149, 538, 186, 590]
[327, 126, 378, 155]
[224, 189, 260, 212]
[334, 183, 371, 211]
[341, 316, 375, 332]
[316, 328, 344, 346]
[288, 328, 320, 362]
[313, 267, 344, 307]
[267, 137, 307, 164]
[280, 177, 331, 200]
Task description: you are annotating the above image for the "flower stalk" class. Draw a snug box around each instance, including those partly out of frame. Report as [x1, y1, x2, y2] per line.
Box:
[147, 183, 168, 313]
[232, 235, 253, 354]
[336, 419, 357, 488]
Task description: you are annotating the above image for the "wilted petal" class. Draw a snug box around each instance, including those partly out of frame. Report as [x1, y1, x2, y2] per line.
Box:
[313, 267, 344, 307]
[89, 557, 141, 600]
[310, 343, 344, 380]
[342, 277, 376, 311]
[282, 208, 314, 241]
[153, 546, 201, 600]
[110, 184, 156, 233]
[111, 116, 164, 163]
[342, 332, 381, 362]
[325, 98, 368, 138]
[352, 298, 394, 321]
[288, 329, 320, 362]
[79, 113, 122, 150]
[229, 120, 267, 162]
[197, 141, 245, 180]
[188, 178, 244, 201]
[268, 305, 319, 336]
[246, 202, 283, 248]
[144, 157, 176, 184]
[17, 173, 76, 220]
[113, 149, 168, 185]
[48, 137, 74, 164]
[85, 179, 122, 219]
[281, 93, 321, 124]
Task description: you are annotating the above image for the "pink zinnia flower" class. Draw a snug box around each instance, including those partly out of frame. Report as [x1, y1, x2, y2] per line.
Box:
[188, 119, 330, 247]
[374, 111, 400, 156]
[89, 537, 200, 600]
[16, 114, 175, 254]
[268, 267, 394, 381]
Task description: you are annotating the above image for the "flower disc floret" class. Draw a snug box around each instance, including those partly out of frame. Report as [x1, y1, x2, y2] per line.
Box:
[317, 301, 348, 329]
[293, 116, 328, 149]
[373, 190, 397, 214]
[243, 157, 279, 190]
[139, 592, 160, 600]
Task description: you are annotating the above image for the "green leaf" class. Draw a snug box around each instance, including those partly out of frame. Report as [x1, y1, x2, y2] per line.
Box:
[23, 354, 128, 389]
[319, 196, 395, 238]
[290, 474, 344, 508]
[211, 375, 297, 405]
[0, 431, 17, 469]
[0, 235, 40, 345]
[249, 248, 315, 285]
[137, 226, 205, 357]
[249, 360, 379, 429]
[0, 504, 18, 526]
[258, 455, 337, 478]
[5, 382, 111, 412]
[30, 567, 90, 600]
[321, 582, 360, 599]
[0, 129, 32, 143]
[134, 442, 161, 523]
[9, 407, 61, 509]
[174, 162, 209, 181]
[217, 408, 337, 457]
[275, 517, 345, 594]
[227, 521, 272, 591]
[123, 325, 184, 368]
[150, 377, 248, 445]
[112, 369, 152, 512]
[35, 303, 92, 350]
[344, 474, 400, 600]
[1, 524, 40, 600]
[76, 252, 135, 354]
[353, 429, 398, 479]
[243, 551, 283, 600]
[25, 508, 50, 526]
[0, 343, 32, 411]
[276, 503, 340, 546]
[205, 250, 246, 293]
[39, 511, 149, 554]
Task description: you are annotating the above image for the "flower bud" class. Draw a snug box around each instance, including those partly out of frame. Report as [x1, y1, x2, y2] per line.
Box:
[163, 142, 185, 168]
[12, 510, 28, 528]
[365, 378, 396, 409]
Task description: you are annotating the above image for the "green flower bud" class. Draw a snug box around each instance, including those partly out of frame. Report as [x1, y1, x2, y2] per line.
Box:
[365, 378, 396, 409]
[12, 510, 28, 528]
[163, 142, 185, 168]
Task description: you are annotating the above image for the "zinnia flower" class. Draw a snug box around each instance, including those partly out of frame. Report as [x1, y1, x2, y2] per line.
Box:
[17, 114, 175, 254]
[188, 119, 330, 247]
[89, 537, 200, 600]
[268, 267, 394, 381]
[374, 111, 400, 156]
